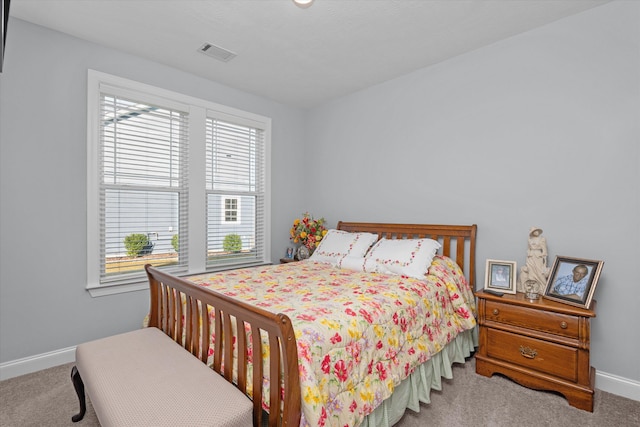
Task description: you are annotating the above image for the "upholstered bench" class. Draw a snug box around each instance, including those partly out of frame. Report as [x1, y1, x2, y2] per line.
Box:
[71, 327, 252, 427]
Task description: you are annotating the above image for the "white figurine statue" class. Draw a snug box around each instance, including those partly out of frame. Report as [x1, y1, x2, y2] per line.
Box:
[518, 227, 551, 293]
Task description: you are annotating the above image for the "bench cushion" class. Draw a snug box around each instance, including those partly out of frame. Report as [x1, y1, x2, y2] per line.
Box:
[75, 327, 252, 427]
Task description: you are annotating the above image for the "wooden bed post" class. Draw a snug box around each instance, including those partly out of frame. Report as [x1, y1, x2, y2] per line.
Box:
[145, 263, 161, 329]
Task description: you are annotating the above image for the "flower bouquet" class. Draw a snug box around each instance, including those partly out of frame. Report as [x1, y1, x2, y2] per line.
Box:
[290, 212, 327, 257]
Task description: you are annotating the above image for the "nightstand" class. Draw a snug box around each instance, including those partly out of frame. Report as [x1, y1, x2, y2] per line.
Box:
[279, 257, 297, 264]
[475, 290, 596, 411]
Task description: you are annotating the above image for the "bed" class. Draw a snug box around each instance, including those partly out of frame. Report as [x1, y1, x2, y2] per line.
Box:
[145, 221, 478, 427]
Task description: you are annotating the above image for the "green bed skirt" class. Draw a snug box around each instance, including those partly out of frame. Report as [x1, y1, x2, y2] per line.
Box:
[360, 327, 478, 427]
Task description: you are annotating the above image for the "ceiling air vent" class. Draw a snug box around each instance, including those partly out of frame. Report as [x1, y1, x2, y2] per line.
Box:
[198, 42, 237, 62]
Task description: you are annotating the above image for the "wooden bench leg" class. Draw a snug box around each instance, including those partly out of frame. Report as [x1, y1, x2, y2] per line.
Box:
[71, 366, 86, 422]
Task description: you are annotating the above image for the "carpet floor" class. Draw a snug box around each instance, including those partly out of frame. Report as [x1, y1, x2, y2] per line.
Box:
[1, 356, 638, 426]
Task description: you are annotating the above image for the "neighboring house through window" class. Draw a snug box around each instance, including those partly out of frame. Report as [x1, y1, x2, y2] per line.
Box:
[223, 198, 239, 223]
[87, 70, 271, 296]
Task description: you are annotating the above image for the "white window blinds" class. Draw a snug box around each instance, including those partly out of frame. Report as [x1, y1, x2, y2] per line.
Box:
[99, 93, 188, 284]
[206, 118, 266, 267]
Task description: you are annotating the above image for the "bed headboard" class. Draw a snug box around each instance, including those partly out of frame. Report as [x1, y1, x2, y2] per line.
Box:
[336, 221, 478, 289]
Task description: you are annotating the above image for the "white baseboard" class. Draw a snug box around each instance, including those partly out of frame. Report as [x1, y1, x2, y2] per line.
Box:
[0, 346, 76, 381]
[596, 370, 640, 402]
[1, 347, 639, 403]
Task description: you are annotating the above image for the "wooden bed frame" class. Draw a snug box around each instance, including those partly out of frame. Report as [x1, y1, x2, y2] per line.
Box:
[144, 222, 477, 427]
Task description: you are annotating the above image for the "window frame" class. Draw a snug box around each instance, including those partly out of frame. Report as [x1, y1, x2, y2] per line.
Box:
[87, 70, 271, 297]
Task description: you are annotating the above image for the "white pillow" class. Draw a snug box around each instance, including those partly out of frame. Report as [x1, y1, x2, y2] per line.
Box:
[337, 256, 367, 271]
[363, 238, 441, 279]
[310, 229, 378, 265]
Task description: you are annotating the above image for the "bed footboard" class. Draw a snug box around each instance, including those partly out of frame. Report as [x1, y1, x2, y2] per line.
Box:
[144, 265, 301, 427]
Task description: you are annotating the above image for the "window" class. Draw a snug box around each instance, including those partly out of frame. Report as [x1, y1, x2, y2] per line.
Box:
[100, 94, 187, 282]
[206, 117, 265, 267]
[222, 198, 239, 223]
[87, 70, 271, 296]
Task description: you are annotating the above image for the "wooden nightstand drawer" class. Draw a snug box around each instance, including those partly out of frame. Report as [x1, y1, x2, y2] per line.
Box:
[486, 300, 579, 339]
[487, 328, 578, 382]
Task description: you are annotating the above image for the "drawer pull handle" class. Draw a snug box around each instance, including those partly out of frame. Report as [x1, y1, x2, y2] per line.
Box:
[519, 345, 537, 359]
[493, 309, 499, 315]
[560, 321, 568, 329]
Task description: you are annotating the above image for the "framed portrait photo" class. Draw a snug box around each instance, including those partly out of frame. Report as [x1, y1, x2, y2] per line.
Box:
[543, 256, 604, 309]
[285, 247, 294, 259]
[484, 259, 517, 294]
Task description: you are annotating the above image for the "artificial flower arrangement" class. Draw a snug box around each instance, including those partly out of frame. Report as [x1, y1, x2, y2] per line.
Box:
[290, 212, 328, 251]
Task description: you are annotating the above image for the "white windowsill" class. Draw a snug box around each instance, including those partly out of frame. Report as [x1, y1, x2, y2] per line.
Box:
[86, 261, 272, 297]
[87, 281, 149, 297]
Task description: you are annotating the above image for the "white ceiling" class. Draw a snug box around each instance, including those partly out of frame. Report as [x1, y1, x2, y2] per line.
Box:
[10, 0, 611, 109]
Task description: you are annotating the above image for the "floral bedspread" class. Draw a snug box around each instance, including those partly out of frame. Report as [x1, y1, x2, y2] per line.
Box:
[188, 255, 476, 427]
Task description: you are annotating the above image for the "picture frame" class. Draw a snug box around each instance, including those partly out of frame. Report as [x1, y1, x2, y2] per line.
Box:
[543, 256, 604, 309]
[484, 259, 517, 294]
[285, 246, 294, 259]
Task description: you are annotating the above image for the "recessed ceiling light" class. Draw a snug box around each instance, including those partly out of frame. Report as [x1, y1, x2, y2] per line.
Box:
[293, 0, 314, 9]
